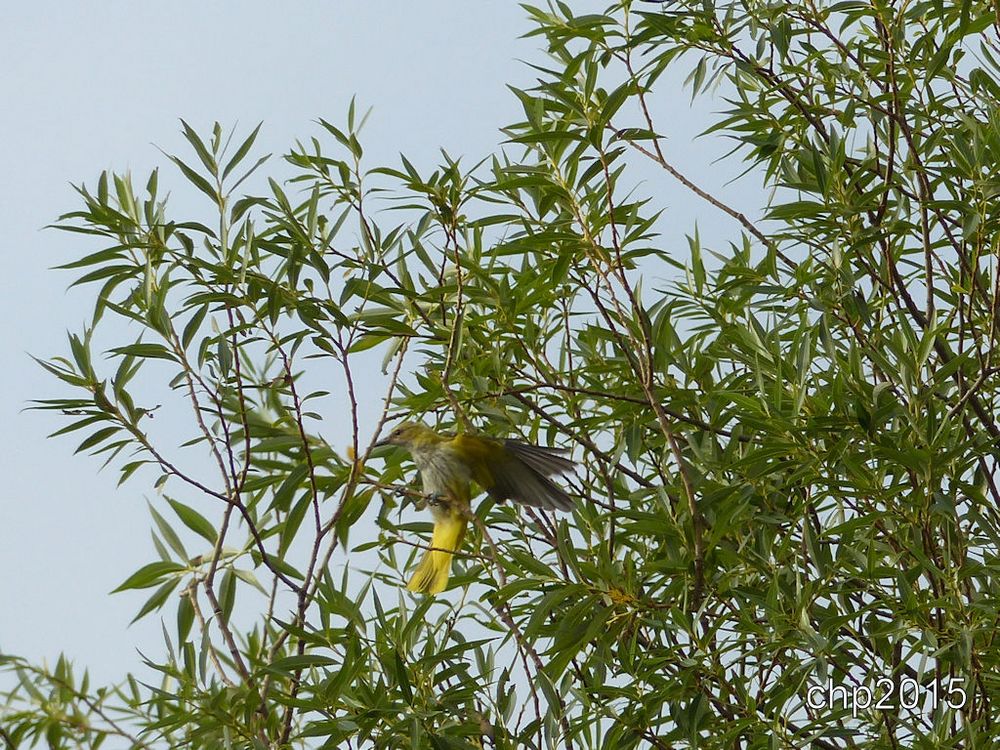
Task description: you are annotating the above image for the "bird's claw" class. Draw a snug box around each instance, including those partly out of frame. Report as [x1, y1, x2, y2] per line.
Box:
[394, 487, 426, 510]
[392, 487, 447, 511]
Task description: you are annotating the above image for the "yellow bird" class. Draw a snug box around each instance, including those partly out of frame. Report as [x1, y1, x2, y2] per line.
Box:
[376, 422, 576, 594]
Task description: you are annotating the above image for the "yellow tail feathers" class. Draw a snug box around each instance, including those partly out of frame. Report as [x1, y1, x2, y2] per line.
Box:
[407, 510, 467, 595]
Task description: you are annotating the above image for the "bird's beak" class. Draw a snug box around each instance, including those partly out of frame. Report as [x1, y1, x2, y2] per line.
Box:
[374, 436, 390, 448]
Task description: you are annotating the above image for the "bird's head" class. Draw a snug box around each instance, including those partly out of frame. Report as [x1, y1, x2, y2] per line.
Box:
[375, 422, 437, 450]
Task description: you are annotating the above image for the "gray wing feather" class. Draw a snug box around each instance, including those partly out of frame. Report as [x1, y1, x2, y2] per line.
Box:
[486, 441, 576, 511]
[503, 441, 576, 476]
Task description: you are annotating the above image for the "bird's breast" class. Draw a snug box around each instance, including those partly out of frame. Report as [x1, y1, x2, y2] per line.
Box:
[412, 444, 472, 502]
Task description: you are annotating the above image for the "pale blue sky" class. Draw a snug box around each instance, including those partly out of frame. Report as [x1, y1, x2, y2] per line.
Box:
[1, 2, 755, 685]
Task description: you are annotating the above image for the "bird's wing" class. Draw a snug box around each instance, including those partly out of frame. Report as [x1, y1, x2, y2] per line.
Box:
[463, 437, 576, 511]
[503, 441, 576, 476]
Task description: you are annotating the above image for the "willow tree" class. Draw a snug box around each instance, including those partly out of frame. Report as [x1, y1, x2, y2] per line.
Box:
[6, 1, 1000, 748]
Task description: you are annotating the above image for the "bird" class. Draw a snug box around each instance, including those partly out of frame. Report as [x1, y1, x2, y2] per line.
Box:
[376, 422, 577, 594]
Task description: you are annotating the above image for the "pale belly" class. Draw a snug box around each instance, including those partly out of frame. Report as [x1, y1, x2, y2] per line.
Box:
[412, 444, 472, 508]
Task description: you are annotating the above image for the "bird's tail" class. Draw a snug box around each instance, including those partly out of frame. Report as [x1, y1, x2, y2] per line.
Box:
[407, 509, 467, 595]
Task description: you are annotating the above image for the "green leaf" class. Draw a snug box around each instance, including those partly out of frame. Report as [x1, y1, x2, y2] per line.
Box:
[112, 561, 186, 593]
[75, 426, 120, 454]
[264, 654, 337, 674]
[167, 154, 218, 203]
[166, 497, 218, 545]
[222, 122, 263, 180]
[131, 579, 179, 623]
[109, 343, 177, 361]
[177, 592, 194, 642]
[149, 503, 188, 560]
[219, 570, 236, 623]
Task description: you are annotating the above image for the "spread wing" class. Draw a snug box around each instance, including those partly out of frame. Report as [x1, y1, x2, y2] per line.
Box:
[478, 439, 577, 511]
